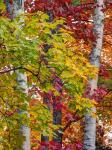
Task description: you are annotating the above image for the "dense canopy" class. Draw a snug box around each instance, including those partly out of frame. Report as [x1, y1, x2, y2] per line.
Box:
[0, 0, 112, 150]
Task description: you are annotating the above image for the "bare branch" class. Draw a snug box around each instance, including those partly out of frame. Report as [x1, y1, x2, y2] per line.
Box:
[0, 66, 37, 77]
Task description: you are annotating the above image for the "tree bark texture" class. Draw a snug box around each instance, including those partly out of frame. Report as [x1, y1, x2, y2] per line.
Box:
[15, 0, 31, 147]
[17, 73, 31, 150]
[83, 0, 104, 150]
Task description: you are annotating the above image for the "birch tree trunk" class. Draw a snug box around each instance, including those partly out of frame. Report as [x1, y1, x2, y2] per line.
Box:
[83, 0, 104, 150]
[17, 73, 30, 150]
[14, 1, 31, 149]
[5, 1, 31, 149]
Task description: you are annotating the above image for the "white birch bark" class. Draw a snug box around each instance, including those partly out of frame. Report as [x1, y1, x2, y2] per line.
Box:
[83, 0, 104, 150]
[17, 73, 30, 150]
[13, 1, 31, 150]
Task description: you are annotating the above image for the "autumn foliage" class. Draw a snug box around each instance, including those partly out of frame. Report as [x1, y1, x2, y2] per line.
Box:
[0, 0, 112, 149]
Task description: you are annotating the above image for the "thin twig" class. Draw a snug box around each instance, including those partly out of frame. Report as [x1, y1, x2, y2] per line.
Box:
[0, 66, 37, 77]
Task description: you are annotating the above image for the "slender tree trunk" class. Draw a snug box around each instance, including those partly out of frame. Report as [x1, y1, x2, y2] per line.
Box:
[83, 0, 104, 150]
[40, 5, 54, 149]
[41, 135, 49, 150]
[53, 97, 62, 145]
[41, 97, 50, 150]
[14, 1, 31, 149]
[5, 1, 31, 149]
[17, 73, 30, 150]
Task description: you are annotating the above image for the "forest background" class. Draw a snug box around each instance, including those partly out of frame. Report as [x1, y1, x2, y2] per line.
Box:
[0, 0, 112, 150]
